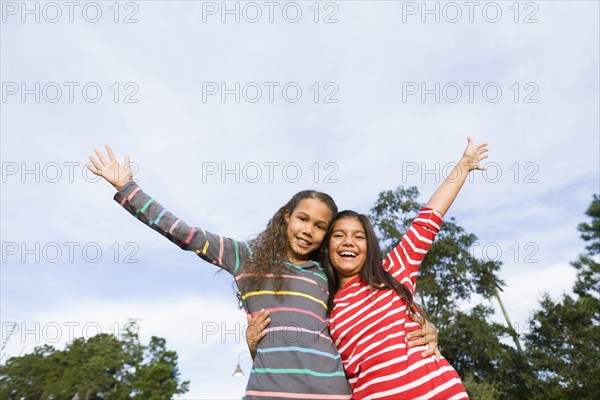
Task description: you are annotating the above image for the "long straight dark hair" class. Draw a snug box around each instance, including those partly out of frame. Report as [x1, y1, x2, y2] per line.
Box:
[322, 210, 424, 317]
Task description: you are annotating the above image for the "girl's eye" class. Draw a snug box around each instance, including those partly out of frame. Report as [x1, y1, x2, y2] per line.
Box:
[317, 225, 326, 231]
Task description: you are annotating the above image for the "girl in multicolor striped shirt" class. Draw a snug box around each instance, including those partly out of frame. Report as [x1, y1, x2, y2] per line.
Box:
[248, 137, 488, 399]
[87, 144, 438, 400]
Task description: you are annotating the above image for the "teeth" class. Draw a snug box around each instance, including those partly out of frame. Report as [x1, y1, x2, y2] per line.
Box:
[298, 238, 310, 245]
[340, 251, 357, 257]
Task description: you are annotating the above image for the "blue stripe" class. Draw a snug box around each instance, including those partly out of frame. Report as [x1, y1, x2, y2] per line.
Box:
[258, 346, 340, 360]
[154, 209, 167, 225]
[244, 241, 254, 257]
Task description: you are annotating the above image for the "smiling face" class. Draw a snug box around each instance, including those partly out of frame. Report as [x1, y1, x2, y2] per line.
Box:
[328, 216, 368, 288]
[284, 198, 333, 264]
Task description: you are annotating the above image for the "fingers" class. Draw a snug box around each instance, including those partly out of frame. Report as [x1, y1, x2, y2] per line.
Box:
[408, 313, 425, 325]
[420, 345, 442, 360]
[423, 319, 436, 331]
[246, 309, 271, 344]
[420, 345, 437, 358]
[252, 309, 270, 326]
[124, 154, 131, 170]
[87, 156, 101, 175]
[407, 319, 438, 359]
[258, 327, 269, 339]
[94, 148, 108, 166]
[407, 330, 437, 345]
[406, 327, 436, 339]
[105, 144, 116, 163]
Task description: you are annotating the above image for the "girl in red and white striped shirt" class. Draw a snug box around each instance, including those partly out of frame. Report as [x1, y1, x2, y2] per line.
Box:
[323, 137, 488, 399]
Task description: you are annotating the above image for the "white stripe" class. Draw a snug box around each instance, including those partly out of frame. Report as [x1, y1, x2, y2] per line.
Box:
[363, 365, 460, 399]
[345, 321, 406, 371]
[408, 224, 434, 245]
[420, 377, 467, 399]
[354, 350, 438, 394]
[353, 345, 431, 382]
[331, 289, 395, 337]
[336, 296, 407, 352]
[348, 344, 406, 376]
[335, 281, 366, 302]
[337, 298, 402, 352]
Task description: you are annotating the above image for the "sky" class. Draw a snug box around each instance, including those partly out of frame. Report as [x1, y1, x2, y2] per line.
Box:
[1, 1, 599, 399]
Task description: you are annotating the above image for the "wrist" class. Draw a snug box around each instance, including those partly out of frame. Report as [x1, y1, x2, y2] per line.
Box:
[457, 156, 475, 172]
[114, 179, 134, 192]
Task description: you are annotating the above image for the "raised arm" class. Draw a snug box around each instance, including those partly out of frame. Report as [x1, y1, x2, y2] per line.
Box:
[383, 137, 489, 286]
[425, 136, 488, 214]
[88, 144, 248, 275]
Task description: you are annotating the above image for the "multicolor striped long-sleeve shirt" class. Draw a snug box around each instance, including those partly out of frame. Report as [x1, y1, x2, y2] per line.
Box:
[114, 181, 351, 400]
[328, 208, 468, 399]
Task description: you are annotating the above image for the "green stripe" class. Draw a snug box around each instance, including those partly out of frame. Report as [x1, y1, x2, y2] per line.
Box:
[234, 240, 239, 274]
[281, 262, 328, 282]
[251, 368, 346, 377]
[136, 199, 154, 218]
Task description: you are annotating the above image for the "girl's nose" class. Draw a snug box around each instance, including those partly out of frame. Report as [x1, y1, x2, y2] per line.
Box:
[302, 225, 313, 237]
[342, 237, 354, 246]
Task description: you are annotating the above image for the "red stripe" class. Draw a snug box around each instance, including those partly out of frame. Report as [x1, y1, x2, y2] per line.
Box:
[185, 227, 195, 244]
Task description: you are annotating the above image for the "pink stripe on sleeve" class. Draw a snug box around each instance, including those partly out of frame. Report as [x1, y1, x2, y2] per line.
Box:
[120, 187, 141, 206]
[218, 235, 224, 265]
[168, 219, 181, 235]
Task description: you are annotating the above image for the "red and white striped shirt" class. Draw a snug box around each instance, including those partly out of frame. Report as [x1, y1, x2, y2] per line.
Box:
[329, 208, 469, 400]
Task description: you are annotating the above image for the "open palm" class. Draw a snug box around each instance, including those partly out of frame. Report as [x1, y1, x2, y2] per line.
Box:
[462, 136, 489, 171]
[87, 144, 132, 190]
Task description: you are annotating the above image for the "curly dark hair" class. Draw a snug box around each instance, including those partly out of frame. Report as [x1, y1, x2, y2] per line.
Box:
[239, 190, 338, 296]
[322, 210, 426, 318]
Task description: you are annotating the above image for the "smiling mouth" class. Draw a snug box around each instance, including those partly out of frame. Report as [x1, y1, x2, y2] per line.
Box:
[338, 251, 358, 259]
[296, 237, 312, 248]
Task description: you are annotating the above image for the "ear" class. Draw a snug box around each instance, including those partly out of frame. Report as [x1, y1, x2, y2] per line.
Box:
[284, 211, 290, 225]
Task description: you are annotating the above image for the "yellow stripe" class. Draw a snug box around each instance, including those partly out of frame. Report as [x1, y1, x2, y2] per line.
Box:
[202, 240, 209, 254]
[242, 291, 327, 310]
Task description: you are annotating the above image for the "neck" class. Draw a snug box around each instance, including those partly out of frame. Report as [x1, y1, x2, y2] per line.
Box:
[338, 275, 357, 289]
[287, 252, 309, 265]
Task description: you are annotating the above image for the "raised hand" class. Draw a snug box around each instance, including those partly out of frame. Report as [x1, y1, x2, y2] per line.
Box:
[87, 144, 132, 191]
[425, 136, 490, 215]
[461, 136, 489, 172]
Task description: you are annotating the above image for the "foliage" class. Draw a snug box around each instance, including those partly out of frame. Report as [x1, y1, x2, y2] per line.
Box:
[0, 321, 189, 400]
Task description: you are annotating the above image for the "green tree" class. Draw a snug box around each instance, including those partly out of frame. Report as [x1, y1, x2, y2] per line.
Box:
[523, 194, 600, 400]
[131, 337, 190, 399]
[0, 321, 189, 399]
[369, 186, 503, 318]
